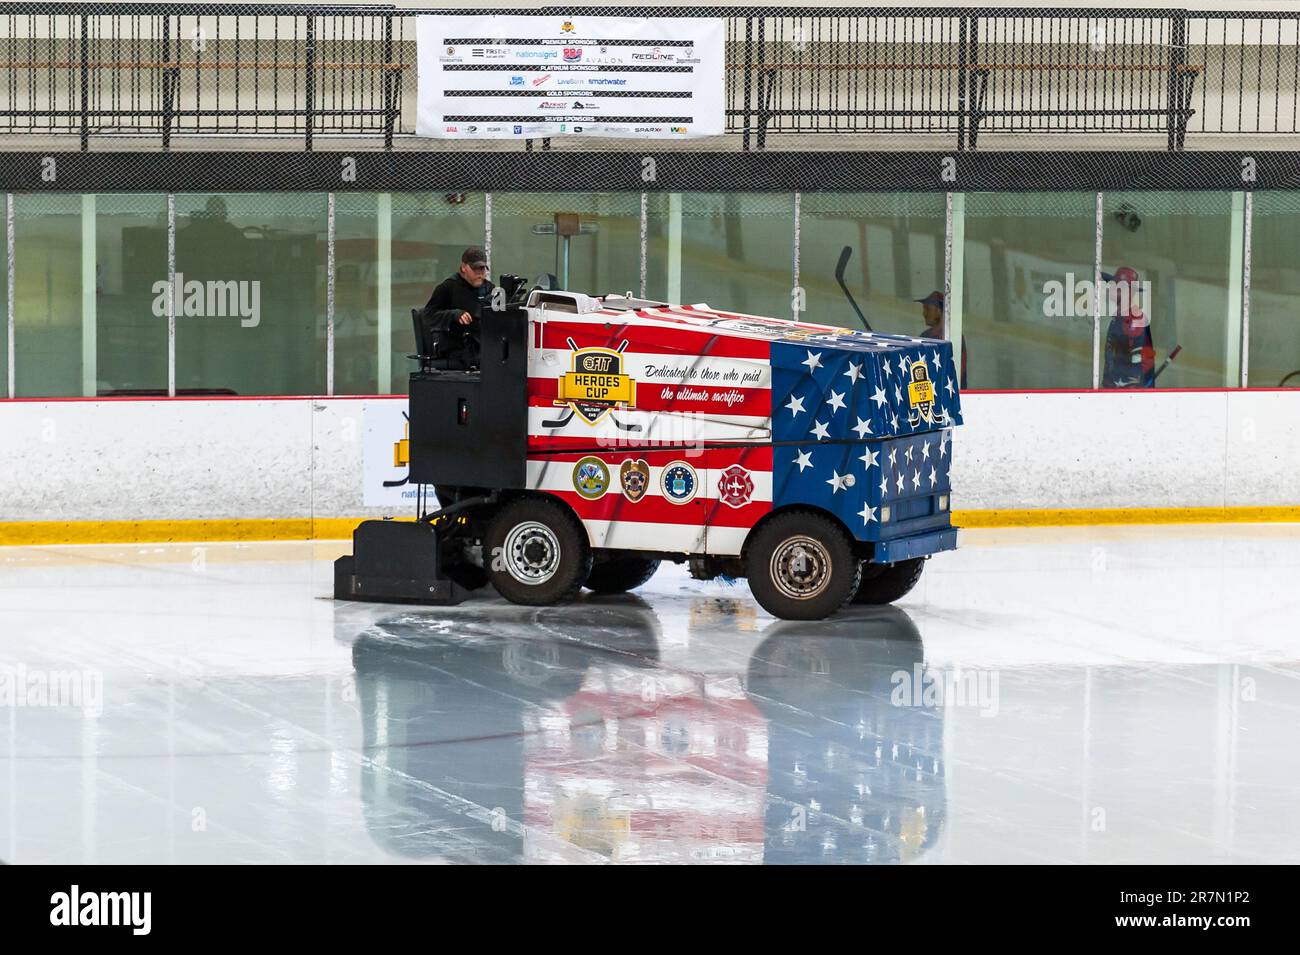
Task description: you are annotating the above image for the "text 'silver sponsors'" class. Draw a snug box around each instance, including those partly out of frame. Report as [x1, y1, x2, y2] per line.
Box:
[416, 14, 725, 139]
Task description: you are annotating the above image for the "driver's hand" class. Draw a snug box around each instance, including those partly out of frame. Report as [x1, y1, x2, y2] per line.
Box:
[457, 312, 473, 325]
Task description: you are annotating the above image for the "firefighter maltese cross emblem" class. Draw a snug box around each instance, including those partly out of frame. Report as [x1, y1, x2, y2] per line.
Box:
[543, 337, 640, 431]
[906, 357, 936, 427]
[717, 464, 754, 508]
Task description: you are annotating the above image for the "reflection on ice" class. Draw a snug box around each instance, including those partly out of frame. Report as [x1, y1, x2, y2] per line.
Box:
[347, 597, 946, 864]
[749, 611, 944, 864]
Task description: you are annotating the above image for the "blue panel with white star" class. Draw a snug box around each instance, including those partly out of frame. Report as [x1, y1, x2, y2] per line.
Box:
[769, 334, 961, 543]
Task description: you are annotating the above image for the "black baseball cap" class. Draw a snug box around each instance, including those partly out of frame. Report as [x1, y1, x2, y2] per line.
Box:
[461, 246, 487, 268]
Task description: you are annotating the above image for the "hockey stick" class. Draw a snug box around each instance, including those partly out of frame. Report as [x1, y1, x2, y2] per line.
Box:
[540, 407, 575, 429]
[835, 245, 873, 332]
[1153, 343, 1183, 382]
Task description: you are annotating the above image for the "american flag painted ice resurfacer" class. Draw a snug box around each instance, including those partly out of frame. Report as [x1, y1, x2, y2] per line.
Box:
[334, 284, 963, 620]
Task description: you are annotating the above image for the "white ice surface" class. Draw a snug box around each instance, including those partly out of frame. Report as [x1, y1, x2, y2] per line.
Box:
[1, 525, 1297, 864]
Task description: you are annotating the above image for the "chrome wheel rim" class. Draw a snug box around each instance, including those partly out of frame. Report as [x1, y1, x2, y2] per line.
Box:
[769, 535, 832, 601]
[502, 521, 561, 586]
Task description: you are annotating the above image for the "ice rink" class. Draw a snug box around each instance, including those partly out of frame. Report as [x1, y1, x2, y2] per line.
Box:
[1, 523, 1297, 864]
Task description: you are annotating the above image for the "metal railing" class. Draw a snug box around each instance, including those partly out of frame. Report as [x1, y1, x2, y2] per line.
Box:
[3, 4, 1300, 150]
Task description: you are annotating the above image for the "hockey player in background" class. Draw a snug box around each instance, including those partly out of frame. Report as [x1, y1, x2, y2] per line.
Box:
[1101, 266, 1155, 389]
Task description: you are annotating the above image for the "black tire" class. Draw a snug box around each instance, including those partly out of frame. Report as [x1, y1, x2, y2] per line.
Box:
[853, 557, 926, 605]
[584, 555, 661, 594]
[744, 510, 863, 621]
[440, 539, 490, 591]
[485, 497, 592, 606]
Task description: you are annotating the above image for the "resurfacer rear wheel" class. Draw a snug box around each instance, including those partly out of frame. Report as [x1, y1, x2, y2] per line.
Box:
[485, 497, 592, 606]
[745, 511, 862, 621]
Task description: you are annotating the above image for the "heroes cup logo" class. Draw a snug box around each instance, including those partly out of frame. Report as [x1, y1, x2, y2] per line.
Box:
[620, 458, 651, 502]
[906, 357, 935, 426]
[554, 338, 638, 425]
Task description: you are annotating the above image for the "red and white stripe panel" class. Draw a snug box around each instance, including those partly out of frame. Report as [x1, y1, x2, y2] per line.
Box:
[527, 319, 775, 449]
[525, 446, 773, 556]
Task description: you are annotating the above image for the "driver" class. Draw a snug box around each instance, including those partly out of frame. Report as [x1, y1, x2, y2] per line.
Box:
[419, 246, 495, 368]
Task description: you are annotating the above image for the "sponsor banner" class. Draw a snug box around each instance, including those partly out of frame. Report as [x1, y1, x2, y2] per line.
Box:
[416, 15, 724, 139]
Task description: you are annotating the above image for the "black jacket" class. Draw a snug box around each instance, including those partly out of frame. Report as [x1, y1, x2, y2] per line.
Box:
[421, 273, 495, 362]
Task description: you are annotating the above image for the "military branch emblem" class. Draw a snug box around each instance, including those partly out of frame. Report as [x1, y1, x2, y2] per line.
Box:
[572, 456, 610, 500]
[717, 464, 754, 508]
[661, 461, 698, 504]
[906, 357, 936, 427]
[542, 337, 641, 431]
[620, 458, 651, 502]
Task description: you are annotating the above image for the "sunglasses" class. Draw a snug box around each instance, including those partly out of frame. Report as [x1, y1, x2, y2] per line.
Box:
[467, 263, 489, 272]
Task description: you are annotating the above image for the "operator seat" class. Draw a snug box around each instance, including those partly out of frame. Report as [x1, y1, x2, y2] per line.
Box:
[411, 308, 477, 373]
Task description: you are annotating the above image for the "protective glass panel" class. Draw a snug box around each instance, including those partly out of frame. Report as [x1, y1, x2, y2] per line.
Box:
[1101, 191, 1236, 389]
[963, 192, 1099, 389]
[173, 193, 328, 395]
[1246, 192, 1300, 389]
[646, 192, 795, 320]
[800, 192, 947, 336]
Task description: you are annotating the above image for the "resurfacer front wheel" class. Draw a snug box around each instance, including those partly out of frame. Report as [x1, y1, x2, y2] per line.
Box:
[853, 557, 926, 605]
[745, 511, 862, 621]
[485, 498, 592, 606]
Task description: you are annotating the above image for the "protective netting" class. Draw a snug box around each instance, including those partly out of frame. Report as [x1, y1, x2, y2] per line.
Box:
[3, 3, 1300, 158]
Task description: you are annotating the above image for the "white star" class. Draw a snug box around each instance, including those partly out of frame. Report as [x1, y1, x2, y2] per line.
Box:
[905, 444, 914, 464]
[810, 419, 831, 441]
[826, 470, 847, 493]
[921, 440, 931, 461]
[852, 416, 873, 439]
[890, 413, 899, 432]
[793, 449, 813, 472]
[801, 350, 823, 372]
[893, 384, 903, 405]
[785, 394, 806, 416]
[882, 357, 893, 378]
[944, 377, 955, 397]
[844, 361, 863, 384]
[939, 431, 949, 458]
[826, 390, 846, 413]
[896, 472, 905, 493]
[871, 386, 888, 408]
[912, 470, 921, 490]
[888, 447, 897, 468]
[928, 466, 938, 488]
[880, 474, 889, 498]
[859, 447, 879, 470]
[932, 349, 943, 372]
[857, 503, 877, 525]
